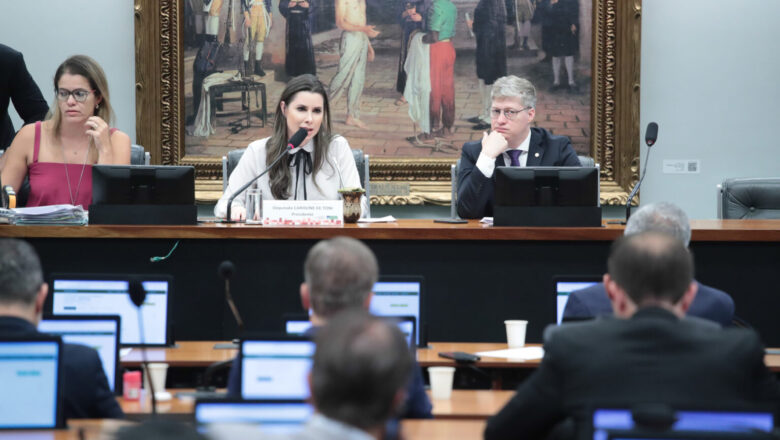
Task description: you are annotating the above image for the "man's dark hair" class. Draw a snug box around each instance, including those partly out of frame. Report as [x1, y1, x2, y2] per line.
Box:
[0, 239, 44, 305]
[311, 310, 413, 430]
[304, 237, 379, 318]
[607, 232, 694, 305]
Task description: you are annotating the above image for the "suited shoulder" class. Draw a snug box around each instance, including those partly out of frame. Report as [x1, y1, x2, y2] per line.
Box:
[531, 127, 570, 146]
[461, 140, 482, 157]
[62, 342, 102, 368]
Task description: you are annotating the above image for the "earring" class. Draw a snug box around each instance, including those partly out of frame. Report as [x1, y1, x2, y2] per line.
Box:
[95, 104, 99, 110]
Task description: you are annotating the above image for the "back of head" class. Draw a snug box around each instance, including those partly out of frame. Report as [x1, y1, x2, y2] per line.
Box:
[304, 237, 378, 318]
[607, 232, 694, 306]
[114, 420, 208, 440]
[625, 202, 691, 247]
[491, 75, 537, 108]
[0, 239, 43, 307]
[311, 310, 413, 430]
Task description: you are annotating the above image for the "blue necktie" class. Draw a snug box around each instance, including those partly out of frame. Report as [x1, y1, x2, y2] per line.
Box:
[507, 150, 522, 166]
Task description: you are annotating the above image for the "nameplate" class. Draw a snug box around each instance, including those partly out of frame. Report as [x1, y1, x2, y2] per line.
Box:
[263, 200, 343, 226]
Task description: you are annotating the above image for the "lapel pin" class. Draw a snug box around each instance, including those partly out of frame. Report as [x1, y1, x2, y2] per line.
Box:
[534, 152, 539, 157]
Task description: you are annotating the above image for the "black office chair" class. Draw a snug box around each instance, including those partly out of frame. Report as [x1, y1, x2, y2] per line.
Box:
[719, 177, 780, 219]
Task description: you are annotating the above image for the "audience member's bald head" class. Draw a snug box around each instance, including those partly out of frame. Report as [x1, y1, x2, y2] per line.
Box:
[608, 231, 694, 307]
[303, 237, 378, 318]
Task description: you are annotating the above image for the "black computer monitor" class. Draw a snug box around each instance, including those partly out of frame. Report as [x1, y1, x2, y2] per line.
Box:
[89, 165, 197, 225]
[494, 166, 601, 226]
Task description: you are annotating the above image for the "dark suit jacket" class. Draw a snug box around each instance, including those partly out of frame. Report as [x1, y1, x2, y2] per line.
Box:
[0, 44, 48, 150]
[563, 280, 735, 327]
[457, 127, 581, 219]
[0, 316, 124, 419]
[484, 308, 780, 440]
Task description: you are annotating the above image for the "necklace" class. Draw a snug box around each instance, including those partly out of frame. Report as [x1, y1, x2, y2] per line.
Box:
[62, 142, 91, 206]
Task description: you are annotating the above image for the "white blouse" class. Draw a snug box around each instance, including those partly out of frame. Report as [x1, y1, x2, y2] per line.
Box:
[214, 135, 367, 218]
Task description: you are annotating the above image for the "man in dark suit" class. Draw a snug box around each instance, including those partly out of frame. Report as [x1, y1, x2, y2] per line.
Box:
[226, 237, 432, 420]
[563, 202, 735, 326]
[456, 75, 580, 219]
[484, 232, 780, 440]
[0, 44, 48, 151]
[0, 239, 123, 419]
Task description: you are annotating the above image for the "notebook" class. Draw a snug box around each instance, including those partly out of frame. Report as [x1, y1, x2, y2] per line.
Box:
[0, 337, 64, 429]
[49, 274, 173, 346]
[38, 314, 120, 393]
[239, 336, 315, 399]
[195, 399, 313, 434]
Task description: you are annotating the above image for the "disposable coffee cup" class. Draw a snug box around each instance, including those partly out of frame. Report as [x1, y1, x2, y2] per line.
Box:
[505, 320, 528, 348]
[428, 366, 455, 400]
[245, 188, 263, 224]
[145, 362, 171, 401]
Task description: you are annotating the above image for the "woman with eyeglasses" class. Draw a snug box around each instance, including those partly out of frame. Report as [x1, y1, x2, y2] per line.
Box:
[0, 55, 130, 208]
[215, 74, 366, 221]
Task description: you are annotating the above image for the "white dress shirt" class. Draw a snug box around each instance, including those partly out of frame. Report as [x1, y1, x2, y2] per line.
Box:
[475, 130, 532, 178]
[214, 135, 367, 218]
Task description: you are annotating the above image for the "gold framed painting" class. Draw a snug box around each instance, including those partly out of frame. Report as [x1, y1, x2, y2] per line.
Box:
[134, 0, 640, 205]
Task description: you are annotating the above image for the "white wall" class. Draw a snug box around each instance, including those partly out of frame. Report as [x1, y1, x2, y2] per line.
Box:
[640, 0, 780, 219]
[0, 0, 136, 143]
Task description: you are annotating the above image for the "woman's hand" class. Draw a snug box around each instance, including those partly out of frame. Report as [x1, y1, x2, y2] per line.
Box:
[85, 116, 112, 157]
[230, 205, 247, 221]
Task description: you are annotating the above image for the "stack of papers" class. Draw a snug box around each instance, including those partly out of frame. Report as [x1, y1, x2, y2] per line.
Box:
[11, 205, 88, 225]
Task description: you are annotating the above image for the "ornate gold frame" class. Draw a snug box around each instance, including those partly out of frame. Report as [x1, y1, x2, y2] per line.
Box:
[134, 0, 641, 205]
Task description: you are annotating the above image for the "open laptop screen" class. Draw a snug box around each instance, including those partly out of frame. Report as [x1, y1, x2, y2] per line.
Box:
[39, 315, 120, 393]
[593, 408, 774, 440]
[240, 338, 315, 399]
[553, 276, 601, 324]
[370, 276, 424, 346]
[284, 316, 416, 348]
[49, 274, 172, 346]
[195, 399, 313, 434]
[0, 338, 63, 429]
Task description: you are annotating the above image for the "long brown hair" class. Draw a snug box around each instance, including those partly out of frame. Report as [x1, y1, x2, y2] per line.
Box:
[50, 55, 114, 138]
[266, 74, 333, 200]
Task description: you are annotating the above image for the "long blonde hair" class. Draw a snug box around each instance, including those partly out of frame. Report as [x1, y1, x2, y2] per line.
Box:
[266, 74, 333, 200]
[50, 55, 114, 138]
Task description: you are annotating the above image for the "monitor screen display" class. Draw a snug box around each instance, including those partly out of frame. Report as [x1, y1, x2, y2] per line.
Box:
[593, 408, 774, 440]
[495, 166, 600, 207]
[554, 277, 601, 324]
[370, 277, 423, 346]
[91, 165, 195, 205]
[195, 400, 313, 435]
[50, 275, 172, 346]
[240, 339, 315, 399]
[0, 339, 61, 429]
[284, 316, 415, 348]
[38, 316, 120, 392]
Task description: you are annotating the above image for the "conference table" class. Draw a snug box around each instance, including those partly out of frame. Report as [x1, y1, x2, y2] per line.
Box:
[2, 219, 779, 344]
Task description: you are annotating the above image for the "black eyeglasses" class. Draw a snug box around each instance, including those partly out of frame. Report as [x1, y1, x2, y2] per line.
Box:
[490, 106, 531, 121]
[56, 88, 95, 102]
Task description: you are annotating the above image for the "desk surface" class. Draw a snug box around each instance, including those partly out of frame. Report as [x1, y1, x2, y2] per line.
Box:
[121, 341, 780, 372]
[1, 219, 779, 241]
[402, 419, 487, 439]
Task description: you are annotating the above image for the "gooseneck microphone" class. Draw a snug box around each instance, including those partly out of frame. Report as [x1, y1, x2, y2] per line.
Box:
[225, 128, 308, 223]
[129, 280, 157, 416]
[218, 260, 244, 334]
[625, 122, 659, 222]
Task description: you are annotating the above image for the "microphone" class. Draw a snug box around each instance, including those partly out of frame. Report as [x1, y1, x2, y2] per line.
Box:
[625, 122, 659, 222]
[129, 279, 157, 416]
[219, 260, 244, 334]
[225, 128, 308, 223]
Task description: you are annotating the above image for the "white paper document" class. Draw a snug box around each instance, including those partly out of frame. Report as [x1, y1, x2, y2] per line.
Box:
[475, 346, 544, 360]
[357, 215, 397, 223]
[480, 217, 494, 225]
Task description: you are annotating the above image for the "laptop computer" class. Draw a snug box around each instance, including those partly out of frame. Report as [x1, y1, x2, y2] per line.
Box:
[553, 275, 602, 324]
[38, 314, 121, 394]
[48, 273, 174, 346]
[369, 275, 426, 347]
[239, 336, 315, 399]
[0, 336, 65, 429]
[194, 398, 313, 435]
[283, 314, 417, 348]
[592, 407, 774, 440]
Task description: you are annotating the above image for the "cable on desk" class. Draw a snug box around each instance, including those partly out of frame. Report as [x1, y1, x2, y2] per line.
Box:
[150, 240, 180, 263]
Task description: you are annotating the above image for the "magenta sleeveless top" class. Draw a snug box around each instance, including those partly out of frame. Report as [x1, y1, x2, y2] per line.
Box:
[26, 121, 116, 208]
